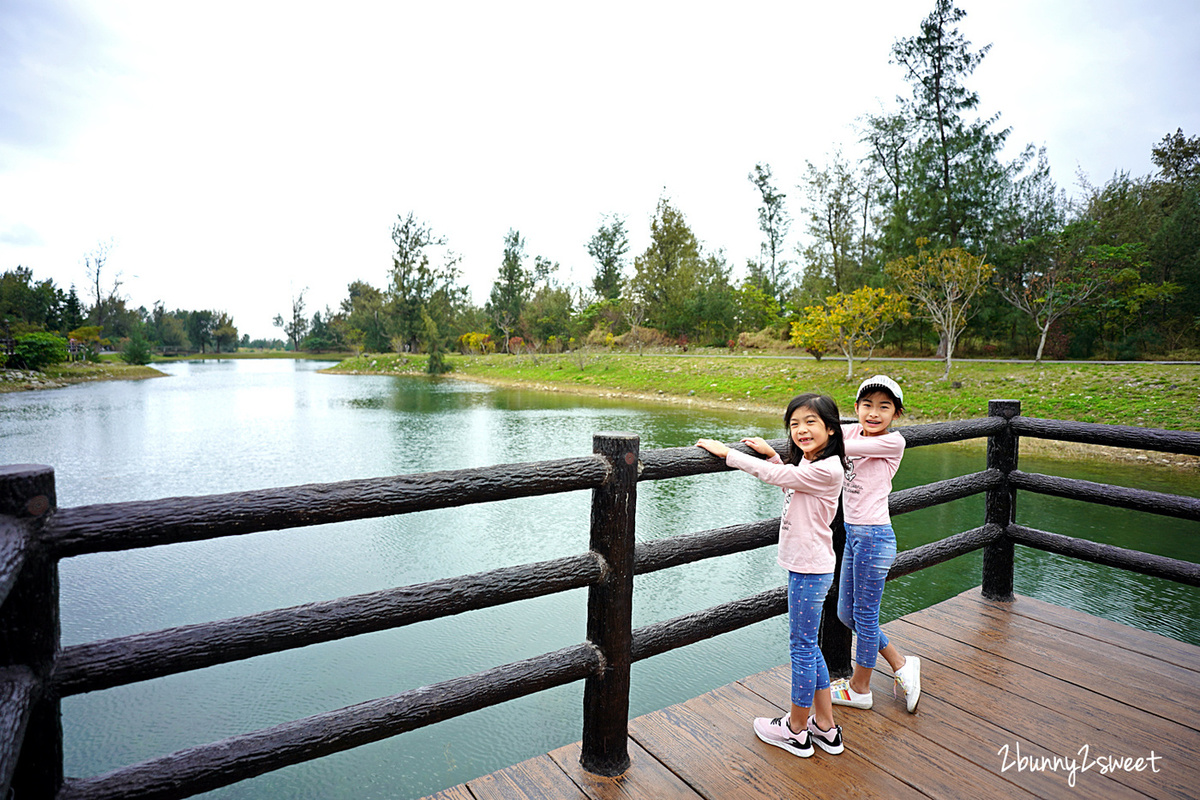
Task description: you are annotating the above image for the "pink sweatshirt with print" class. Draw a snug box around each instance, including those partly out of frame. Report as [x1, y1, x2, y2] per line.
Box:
[841, 424, 906, 525]
[725, 449, 844, 574]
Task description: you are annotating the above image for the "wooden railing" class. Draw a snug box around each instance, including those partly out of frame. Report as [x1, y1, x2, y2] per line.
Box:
[2, 399, 1198, 799]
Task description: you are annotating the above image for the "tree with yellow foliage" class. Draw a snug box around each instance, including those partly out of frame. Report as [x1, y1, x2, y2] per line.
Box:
[885, 240, 994, 379]
[790, 287, 909, 378]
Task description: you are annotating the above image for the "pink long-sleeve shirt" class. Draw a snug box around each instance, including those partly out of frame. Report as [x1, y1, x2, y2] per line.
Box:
[841, 424, 906, 525]
[725, 449, 843, 574]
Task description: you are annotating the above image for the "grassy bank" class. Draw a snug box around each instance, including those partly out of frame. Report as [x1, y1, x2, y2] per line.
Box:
[0, 362, 166, 392]
[328, 352, 1200, 431]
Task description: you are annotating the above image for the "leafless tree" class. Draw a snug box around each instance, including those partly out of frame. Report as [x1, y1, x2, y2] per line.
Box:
[84, 239, 121, 328]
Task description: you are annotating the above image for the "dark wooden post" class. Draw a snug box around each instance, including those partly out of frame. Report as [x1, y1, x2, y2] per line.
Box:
[982, 401, 1020, 601]
[819, 499, 852, 680]
[0, 465, 62, 797]
[580, 433, 638, 777]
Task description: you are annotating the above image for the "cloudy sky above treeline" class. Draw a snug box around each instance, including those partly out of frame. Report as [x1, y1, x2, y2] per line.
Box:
[2, 0, 1197, 337]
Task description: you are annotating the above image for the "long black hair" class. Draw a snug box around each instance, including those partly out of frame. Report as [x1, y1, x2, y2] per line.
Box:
[783, 393, 846, 468]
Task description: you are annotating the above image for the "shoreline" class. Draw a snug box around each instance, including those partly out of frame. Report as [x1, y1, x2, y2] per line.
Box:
[0, 364, 167, 392]
[431, 369, 1200, 472]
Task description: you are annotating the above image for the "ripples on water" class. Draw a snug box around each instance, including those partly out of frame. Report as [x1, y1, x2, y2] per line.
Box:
[1, 358, 1197, 799]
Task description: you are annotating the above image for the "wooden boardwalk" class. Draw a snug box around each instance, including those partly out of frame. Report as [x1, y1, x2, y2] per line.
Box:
[424, 587, 1200, 800]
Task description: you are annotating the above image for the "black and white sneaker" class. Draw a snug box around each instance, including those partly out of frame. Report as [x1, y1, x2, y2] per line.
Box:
[807, 714, 845, 754]
[753, 712, 814, 757]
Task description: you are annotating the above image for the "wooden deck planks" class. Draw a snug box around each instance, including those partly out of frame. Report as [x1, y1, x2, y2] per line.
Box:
[736, 665, 1045, 800]
[909, 594, 1200, 724]
[421, 588, 1199, 800]
[961, 591, 1200, 673]
[461, 753, 586, 800]
[882, 616, 1194, 797]
[632, 679, 929, 800]
[546, 739, 701, 800]
[888, 614, 1199, 756]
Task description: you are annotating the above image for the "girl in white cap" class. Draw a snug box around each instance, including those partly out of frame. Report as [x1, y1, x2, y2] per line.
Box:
[830, 374, 922, 712]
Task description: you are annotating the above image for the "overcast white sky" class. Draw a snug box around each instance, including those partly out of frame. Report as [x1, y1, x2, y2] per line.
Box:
[2, 0, 1198, 339]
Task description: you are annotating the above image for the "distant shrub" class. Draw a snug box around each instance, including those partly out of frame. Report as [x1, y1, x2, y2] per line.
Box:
[584, 327, 612, 347]
[614, 326, 671, 350]
[11, 332, 69, 370]
[120, 331, 153, 365]
[737, 329, 789, 350]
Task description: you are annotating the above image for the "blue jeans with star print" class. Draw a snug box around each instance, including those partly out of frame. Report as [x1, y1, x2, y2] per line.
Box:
[837, 523, 897, 669]
[788, 570, 834, 707]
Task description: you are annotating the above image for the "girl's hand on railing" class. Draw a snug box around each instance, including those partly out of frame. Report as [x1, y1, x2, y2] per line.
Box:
[696, 439, 730, 459]
[740, 437, 778, 459]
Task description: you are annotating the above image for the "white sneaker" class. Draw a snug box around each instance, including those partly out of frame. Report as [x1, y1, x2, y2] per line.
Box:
[830, 678, 873, 709]
[894, 656, 921, 712]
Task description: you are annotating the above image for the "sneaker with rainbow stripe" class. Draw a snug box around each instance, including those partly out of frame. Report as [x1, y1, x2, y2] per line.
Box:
[830, 678, 873, 709]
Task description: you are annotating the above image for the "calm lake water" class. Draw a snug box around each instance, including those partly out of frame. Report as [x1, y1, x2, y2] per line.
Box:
[3, 359, 1198, 799]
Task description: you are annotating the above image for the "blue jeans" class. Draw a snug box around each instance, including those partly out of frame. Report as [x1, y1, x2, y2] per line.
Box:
[788, 571, 833, 708]
[837, 523, 897, 669]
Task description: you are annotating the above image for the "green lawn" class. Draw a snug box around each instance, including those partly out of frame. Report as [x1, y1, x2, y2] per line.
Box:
[328, 352, 1200, 431]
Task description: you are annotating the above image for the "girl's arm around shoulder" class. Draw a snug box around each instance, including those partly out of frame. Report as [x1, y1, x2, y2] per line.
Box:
[843, 428, 906, 459]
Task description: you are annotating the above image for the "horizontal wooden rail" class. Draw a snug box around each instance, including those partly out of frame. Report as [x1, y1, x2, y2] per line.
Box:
[43, 456, 611, 558]
[54, 552, 604, 696]
[1009, 470, 1200, 521]
[1008, 524, 1200, 586]
[897, 416, 1007, 447]
[634, 520, 778, 575]
[56, 513, 1008, 697]
[1011, 416, 1200, 456]
[631, 588, 787, 662]
[639, 442, 770, 482]
[55, 643, 602, 800]
[887, 524, 1003, 580]
[0, 666, 39, 796]
[57, 517, 789, 697]
[889, 470, 1002, 516]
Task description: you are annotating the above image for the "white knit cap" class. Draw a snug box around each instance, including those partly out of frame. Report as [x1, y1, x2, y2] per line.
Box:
[856, 374, 903, 404]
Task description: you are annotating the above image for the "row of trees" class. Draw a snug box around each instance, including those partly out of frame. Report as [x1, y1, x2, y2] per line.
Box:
[2, 241, 246, 366]
[311, 1, 1195, 378]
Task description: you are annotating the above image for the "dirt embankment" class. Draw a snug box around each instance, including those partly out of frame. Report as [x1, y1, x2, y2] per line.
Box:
[443, 370, 1200, 471]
